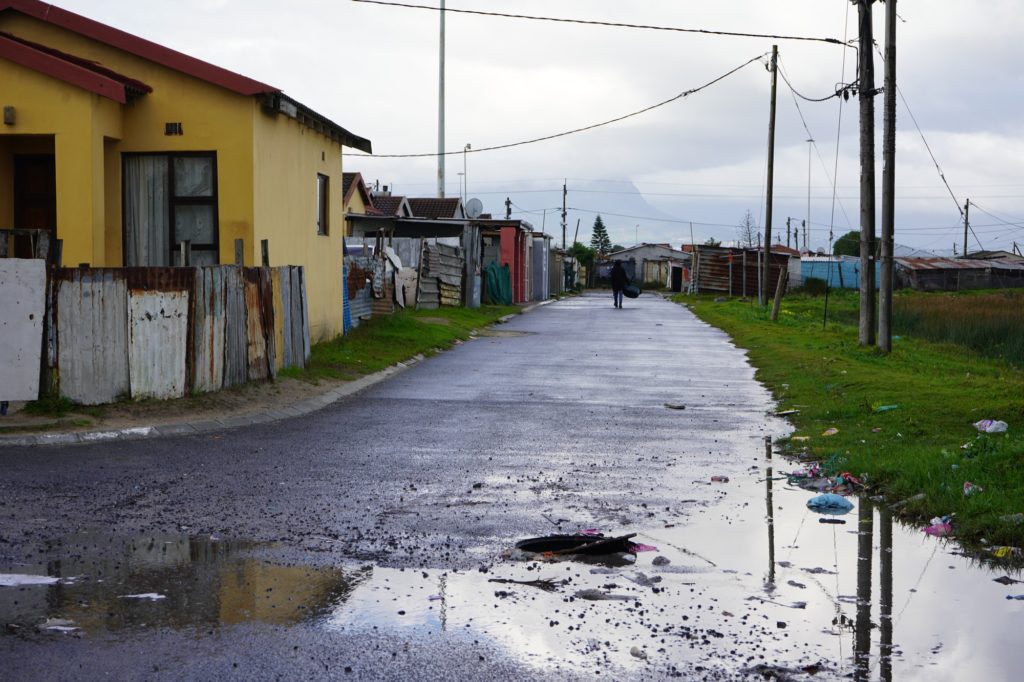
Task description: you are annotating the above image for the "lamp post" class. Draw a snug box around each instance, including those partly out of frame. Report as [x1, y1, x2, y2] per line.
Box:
[463, 143, 471, 203]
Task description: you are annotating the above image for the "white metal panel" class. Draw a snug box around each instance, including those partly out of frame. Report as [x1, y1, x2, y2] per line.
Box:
[57, 270, 129, 405]
[128, 290, 189, 400]
[0, 259, 45, 401]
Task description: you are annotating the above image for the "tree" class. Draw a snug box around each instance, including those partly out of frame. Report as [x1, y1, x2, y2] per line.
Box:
[610, 244, 625, 253]
[569, 241, 595, 270]
[833, 230, 874, 257]
[704, 237, 722, 247]
[589, 215, 612, 255]
[736, 210, 758, 249]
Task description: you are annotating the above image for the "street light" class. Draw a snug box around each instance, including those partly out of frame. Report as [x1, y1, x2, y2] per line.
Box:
[463, 143, 471, 203]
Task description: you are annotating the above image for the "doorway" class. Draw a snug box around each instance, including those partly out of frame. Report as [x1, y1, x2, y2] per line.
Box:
[13, 154, 56, 258]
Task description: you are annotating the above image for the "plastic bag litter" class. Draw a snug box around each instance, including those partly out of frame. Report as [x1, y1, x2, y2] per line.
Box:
[924, 515, 953, 537]
[821, 428, 839, 437]
[974, 419, 1008, 434]
[873, 404, 899, 412]
[993, 546, 1022, 559]
[806, 493, 854, 515]
[963, 481, 983, 496]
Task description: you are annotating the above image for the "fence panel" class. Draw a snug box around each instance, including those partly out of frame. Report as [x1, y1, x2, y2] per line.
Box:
[127, 289, 189, 400]
[0, 259, 46, 401]
[223, 266, 248, 388]
[192, 267, 226, 394]
[55, 269, 129, 405]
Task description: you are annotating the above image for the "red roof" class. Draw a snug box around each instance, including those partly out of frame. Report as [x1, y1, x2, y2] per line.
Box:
[0, 0, 278, 95]
[407, 197, 462, 219]
[0, 0, 372, 152]
[0, 30, 150, 103]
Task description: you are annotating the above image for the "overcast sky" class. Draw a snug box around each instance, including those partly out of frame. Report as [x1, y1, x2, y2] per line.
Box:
[59, 1, 1024, 253]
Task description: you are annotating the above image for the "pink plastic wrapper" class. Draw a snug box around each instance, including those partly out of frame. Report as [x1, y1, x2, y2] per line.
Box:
[630, 543, 658, 552]
[924, 523, 953, 537]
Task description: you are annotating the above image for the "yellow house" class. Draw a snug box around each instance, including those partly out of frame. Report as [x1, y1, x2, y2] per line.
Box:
[0, 0, 371, 341]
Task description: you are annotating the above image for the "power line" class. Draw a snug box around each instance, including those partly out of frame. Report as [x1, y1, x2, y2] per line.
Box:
[777, 55, 854, 233]
[350, 53, 767, 158]
[351, 0, 847, 45]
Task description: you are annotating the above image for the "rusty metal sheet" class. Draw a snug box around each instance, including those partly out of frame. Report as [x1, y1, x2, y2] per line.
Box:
[125, 267, 193, 292]
[271, 268, 286, 372]
[243, 269, 269, 382]
[298, 267, 310, 365]
[288, 267, 304, 368]
[223, 266, 248, 388]
[54, 268, 129, 405]
[191, 267, 226, 394]
[256, 267, 276, 378]
[128, 289, 188, 400]
[279, 267, 294, 367]
[0, 259, 46, 401]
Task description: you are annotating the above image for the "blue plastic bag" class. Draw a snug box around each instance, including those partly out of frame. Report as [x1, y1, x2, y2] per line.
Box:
[807, 493, 854, 515]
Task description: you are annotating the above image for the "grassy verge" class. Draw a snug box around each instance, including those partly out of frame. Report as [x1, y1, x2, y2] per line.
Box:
[279, 304, 520, 382]
[672, 289, 1024, 549]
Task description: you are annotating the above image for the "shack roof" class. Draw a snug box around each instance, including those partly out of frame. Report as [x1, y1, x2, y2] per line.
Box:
[896, 257, 1024, 272]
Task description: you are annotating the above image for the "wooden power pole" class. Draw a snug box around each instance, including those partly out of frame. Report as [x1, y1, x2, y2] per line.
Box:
[856, 1, 877, 347]
[963, 199, 970, 256]
[762, 45, 779, 306]
[878, 0, 897, 353]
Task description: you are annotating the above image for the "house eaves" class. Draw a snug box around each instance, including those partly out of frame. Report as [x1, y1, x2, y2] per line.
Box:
[0, 30, 151, 103]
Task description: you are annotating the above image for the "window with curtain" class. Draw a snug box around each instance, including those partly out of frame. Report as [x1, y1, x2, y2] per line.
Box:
[316, 173, 329, 236]
[123, 153, 218, 266]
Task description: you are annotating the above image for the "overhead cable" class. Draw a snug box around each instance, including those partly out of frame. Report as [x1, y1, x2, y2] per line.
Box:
[350, 0, 846, 45]
[351, 53, 767, 158]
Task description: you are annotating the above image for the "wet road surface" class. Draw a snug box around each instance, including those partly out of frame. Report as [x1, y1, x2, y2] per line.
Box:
[1, 292, 1022, 680]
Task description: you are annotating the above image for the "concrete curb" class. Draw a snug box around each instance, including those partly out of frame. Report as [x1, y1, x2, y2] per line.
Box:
[0, 355, 426, 448]
[0, 300, 556, 448]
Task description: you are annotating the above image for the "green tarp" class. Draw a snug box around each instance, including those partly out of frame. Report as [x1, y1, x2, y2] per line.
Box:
[484, 261, 512, 305]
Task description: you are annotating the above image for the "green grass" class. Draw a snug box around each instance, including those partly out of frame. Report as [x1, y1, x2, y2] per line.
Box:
[280, 305, 519, 382]
[673, 290, 1024, 549]
[818, 288, 1024, 367]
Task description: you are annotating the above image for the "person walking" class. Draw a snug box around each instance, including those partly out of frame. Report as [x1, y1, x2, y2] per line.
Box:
[610, 261, 630, 308]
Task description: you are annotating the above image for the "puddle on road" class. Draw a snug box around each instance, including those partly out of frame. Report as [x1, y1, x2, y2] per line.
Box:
[4, 453, 1024, 679]
[0, 533, 365, 635]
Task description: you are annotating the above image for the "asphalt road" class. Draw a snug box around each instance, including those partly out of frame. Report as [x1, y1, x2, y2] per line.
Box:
[0, 292, 796, 681]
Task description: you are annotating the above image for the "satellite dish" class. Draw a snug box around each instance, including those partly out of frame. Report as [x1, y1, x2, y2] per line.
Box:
[465, 197, 484, 219]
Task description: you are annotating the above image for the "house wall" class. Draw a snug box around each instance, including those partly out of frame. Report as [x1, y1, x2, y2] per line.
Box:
[0, 56, 122, 265]
[0, 12, 257, 267]
[253, 113, 345, 341]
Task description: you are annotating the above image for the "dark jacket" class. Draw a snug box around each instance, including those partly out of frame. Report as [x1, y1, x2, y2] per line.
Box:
[610, 262, 629, 291]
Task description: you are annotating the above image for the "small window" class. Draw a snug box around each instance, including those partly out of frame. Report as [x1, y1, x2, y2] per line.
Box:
[316, 174, 329, 235]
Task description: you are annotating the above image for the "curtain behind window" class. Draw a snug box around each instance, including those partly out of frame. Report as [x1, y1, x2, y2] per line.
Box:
[124, 156, 169, 266]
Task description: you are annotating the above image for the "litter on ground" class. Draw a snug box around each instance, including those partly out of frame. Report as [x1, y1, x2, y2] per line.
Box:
[806, 493, 854, 515]
[974, 419, 1008, 433]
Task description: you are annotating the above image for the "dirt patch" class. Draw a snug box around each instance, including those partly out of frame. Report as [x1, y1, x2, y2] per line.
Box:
[416, 316, 452, 326]
[0, 377, 352, 435]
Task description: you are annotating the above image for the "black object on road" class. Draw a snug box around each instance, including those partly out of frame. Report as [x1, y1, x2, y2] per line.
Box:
[515, 533, 637, 556]
[623, 285, 642, 299]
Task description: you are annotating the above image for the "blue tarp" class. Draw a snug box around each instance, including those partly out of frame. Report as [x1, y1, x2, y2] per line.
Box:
[801, 259, 881, 289]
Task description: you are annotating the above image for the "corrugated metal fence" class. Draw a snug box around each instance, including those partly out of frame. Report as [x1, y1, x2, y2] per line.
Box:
[418, 243, 463, 310]
[50, 265, 309, 405]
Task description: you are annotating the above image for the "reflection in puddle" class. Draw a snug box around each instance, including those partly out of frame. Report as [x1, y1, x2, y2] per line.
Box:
[0, 533, 364, 634]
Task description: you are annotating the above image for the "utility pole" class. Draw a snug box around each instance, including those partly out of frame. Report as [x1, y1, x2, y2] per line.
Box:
[786, 217, 791, 248]
[561, 180, 567, 250]
[962, 199, 970, 257]
[505, 197, 512, 220]
[762, 45, 779, 307]
[878, 0, 897, 354]
[802, 220, 807, 251]
[437, 0, 446, 197]
[806, 138, 814, 250]
[793, 222, 799, 252]
[856, 0, 877, 347]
